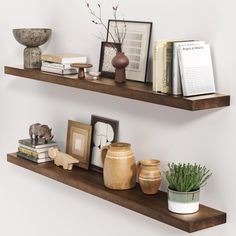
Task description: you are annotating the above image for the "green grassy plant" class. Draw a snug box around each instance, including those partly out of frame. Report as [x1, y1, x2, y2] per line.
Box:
[164, 163, 212, 192]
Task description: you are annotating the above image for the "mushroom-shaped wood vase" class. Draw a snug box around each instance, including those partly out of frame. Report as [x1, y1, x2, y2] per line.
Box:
[71, 63, 93, 79]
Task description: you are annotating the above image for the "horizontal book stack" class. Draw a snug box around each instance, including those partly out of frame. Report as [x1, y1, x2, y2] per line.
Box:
[153, 40, 215, 97]
[41, 53, 87, 75]
[17, 139, 58, 163]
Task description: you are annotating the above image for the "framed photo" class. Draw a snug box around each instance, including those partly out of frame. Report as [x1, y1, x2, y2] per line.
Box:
[99, 41, 122, 78]
[107, 20, 152, 83]
[90, 115, 119, 172]
[66, 120, 92, 170]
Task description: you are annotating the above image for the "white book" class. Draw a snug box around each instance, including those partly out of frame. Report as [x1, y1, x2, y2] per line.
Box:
[19, 144, 56, 153]
[41, 53, 87, 64]
[42, 61, 73, 70]
[172, 41, 205, 95]
[178, 44, 215, 96]
[41, 66, 78, 75]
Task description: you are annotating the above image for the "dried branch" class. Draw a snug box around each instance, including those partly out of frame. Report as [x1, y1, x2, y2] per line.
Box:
[86, 1, 116, 43]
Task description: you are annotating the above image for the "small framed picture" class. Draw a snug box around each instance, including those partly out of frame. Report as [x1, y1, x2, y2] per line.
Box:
[99, 41, 122, 78]
[107, 20, 152, 83]
[90, 115, 119, 172]
[66, 120, 92, 170]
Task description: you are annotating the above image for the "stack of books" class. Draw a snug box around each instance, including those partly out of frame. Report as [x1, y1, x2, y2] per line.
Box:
[17, 138, 58, 163]
[153, 40, 215, 97]
[41, 53, 87, 75]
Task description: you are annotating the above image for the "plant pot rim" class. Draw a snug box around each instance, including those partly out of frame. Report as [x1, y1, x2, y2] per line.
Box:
[168, 187, 200, 194]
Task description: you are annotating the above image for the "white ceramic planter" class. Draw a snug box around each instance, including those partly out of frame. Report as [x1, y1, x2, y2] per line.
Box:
[168, 188, 200, 214]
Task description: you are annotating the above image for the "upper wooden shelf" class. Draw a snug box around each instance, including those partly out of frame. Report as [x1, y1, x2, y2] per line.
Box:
[4, 66, 230, 111]
[7, 153, 226, 233]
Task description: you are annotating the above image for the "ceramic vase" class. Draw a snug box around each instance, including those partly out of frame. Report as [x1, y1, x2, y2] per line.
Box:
[101, 143, 136, 190]
[112, 52, 129, 83]
[138, 160, 162, 195]
[168, 188, 200, 214]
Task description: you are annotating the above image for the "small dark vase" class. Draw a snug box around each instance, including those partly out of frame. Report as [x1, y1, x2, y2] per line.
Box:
[112, 52, 129, 83]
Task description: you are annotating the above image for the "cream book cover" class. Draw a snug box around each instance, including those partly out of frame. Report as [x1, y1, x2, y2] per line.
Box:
[178, 44, 215, 96]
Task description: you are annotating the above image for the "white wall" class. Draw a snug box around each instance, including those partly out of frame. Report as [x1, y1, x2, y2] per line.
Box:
[0, 0, 235, 235]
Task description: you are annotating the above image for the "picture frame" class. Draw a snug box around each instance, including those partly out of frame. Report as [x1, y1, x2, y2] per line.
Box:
[90, 115, 119, 172]
[99, 41, 122, 78]
[107, 20, 152, 83]
[66, 120, 92, 170]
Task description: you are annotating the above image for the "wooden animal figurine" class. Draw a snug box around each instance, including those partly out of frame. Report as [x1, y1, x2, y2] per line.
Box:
[29, 123, 54, 144]
[48, 147, 79, 170]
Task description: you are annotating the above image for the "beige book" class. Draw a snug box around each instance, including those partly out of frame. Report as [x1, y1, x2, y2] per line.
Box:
[153, 40, 166, 92]
[41, 53, 87, 64]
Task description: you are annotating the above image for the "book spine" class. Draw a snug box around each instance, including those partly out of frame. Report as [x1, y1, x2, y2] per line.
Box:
[162, 42, 168, 93]
[18, 140, 58, 149]
[18, 147, 49, 158]
[162, 42, 174, 94]
[177, 46, 187, 96]
[17, 152, 52, 163]
[17, 152, 38, 163]
[152, 43, 158, 92]
[41, 67, 78, 75]
[18, 144, 49, 153]
[172, 43, 182, 95]
[42, 62, 72, 70]
[166, 42, 174, 94]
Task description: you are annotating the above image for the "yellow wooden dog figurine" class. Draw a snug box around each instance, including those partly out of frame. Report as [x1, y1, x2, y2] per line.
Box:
[48, 147, 79, 170]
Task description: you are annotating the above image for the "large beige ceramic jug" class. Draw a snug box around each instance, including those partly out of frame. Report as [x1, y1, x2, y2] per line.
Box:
[101, 143, 137, 190]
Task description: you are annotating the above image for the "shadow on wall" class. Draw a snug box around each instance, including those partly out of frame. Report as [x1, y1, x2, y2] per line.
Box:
[6, 77, 225, 126]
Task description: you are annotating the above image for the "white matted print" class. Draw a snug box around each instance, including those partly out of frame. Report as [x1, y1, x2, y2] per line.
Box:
[90, 115, 119, 172]
[66, 120, 92, 170]
[107, 20, 152, 82]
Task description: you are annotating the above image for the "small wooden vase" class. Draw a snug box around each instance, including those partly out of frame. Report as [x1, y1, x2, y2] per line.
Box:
[138, 160, 162, 195]
[112, 52, 129, 83]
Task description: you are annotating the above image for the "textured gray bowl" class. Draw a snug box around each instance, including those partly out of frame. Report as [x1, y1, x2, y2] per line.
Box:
[13, 28, 52, 47]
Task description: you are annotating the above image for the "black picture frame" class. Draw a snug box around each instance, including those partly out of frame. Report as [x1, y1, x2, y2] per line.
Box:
[107, 20, 152, 83]
[99, 41, 122, 78]
[90, 115, 119, 173]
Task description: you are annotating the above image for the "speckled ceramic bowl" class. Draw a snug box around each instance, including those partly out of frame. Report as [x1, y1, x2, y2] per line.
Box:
[13, 28, 52, 47]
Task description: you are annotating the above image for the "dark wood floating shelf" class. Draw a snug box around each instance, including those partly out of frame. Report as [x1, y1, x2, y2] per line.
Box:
[7, 153, 226, 233]
[5, 66, 230, 111]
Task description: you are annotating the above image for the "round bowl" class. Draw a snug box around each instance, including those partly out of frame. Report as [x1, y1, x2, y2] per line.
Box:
[13, 28, 52, 47]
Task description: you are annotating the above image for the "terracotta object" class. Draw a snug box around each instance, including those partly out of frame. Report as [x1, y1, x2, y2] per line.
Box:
[70, 63, 93, 79]
[138, 159, 162, 195]
[29, 123, 54, 144]
[112, 52, 129, 83]
[13, 28, 52, 69]
[48, 147, 79, 170]
[101, 143, 136, 190]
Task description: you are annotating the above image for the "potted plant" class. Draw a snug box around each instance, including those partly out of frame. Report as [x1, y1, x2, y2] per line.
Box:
[164, 163, 212, 214]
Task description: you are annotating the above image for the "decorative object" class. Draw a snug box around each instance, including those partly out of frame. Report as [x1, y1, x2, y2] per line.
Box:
[29, 123, 54, 144]
[138, 159, 162, 195]
[99, 42, 121, 78]
[112, 52, 129, 83]
[89, 71, 101, 80]
[164, 163, 212, 214]
[90, 115, 119, 172]
[66, 120, 92, 170]
[48, 147, 79, 170]
[101, 143, 136, 190]
[107, 20, 152, 82]
[70, 63, 93, 79]
[86, 2, 129, 83]
[13, 28, 52, 69]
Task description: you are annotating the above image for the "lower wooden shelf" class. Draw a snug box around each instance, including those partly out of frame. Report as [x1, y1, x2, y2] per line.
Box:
[7, 153, 226, 233]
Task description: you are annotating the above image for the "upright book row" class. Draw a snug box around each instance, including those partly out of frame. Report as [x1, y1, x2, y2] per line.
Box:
[153, 40, 216, 97]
